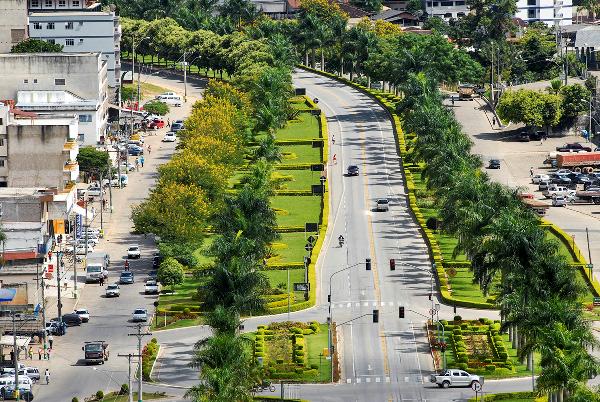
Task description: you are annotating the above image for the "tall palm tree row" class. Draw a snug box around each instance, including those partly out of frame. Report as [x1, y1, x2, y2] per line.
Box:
[397, 73, 599, 399]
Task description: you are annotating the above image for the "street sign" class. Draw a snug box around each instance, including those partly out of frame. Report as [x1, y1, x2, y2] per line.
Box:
[429, 308, 435, 316]
[307, 235, 316, 245]
[471, 381, 482, 392]
[447, 268, 457, 278]
[594, 297, 600, 307]
[305, 223, 318, 232]
[294, 283, 310, 292]
[587, 264, 594, 269]
[305, 243, 314, 252]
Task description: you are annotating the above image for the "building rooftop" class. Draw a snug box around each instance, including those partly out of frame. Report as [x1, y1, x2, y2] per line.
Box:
[9, 112, 78, 126]
[17, 90, 99, 110]
[0, 52, 98, 59]
[574, 26, 600, 48]
[29, 11, 116, 17]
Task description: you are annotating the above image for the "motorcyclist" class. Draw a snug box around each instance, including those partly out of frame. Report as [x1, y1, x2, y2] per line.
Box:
[124, 260, 130, 271]
[338, 234, 344, 247]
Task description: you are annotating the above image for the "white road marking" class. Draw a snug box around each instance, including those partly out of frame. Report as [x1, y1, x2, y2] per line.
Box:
[346, 378, 352, 384]
[376, 377, 381, 383]
[366, 378, 371, 383]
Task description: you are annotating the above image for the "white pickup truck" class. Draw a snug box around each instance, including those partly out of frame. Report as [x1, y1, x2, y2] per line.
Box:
[429, 369, 481, 388]
[542, 185, 576, 199]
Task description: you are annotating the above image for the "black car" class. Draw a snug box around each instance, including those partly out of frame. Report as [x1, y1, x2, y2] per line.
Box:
[551, 175, 572, 185]
[171, 122, 184, 132]
[517, 132, 530, 142]
[556, 143, 592, 152]
[347, 165, 359, 176]
[488, 159, 501, 169]
[62, 313, 82, 326]
[152, 254, 163, 270]
[530, 131, 544, 141]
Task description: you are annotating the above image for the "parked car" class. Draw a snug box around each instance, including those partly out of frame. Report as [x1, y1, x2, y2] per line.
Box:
[552, 194, 572, 207]
[86, 186, 102, 197]
[347, 165, 359, 176]
[144, 280, 159, 295]
[162, 132, 177, 142]
[74, 308, 90, 323]
[128, 146, 144, 156]
[554, 169, 573, 175]
[530, 131, 544, 141]
[430, 369, 481, 388]
[532, 174, 550, 184]
[120, 271, 134, 284]
[543, 185, 576, 199]
[376, 198, 390, 212]
[119, 162, 136, 172]
[128, 245, 141, 259]
[62, 313, 83, 326]
[556, 143, 592, 152]
[148, 119, 165, 130]
[488, 159, 501, 169]
[171, 122, 184, 132]
[550, 174, 572, 186]
[517, 132, 530, 142]
[45, 321, 66, 336]
[105, 284, 120, 297]
[538, 180, 552, 191]
[132, 308, 148, 322]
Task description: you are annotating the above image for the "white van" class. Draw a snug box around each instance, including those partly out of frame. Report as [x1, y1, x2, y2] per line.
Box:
[0, 375, 33, 389]
[155, 94, 182, 107]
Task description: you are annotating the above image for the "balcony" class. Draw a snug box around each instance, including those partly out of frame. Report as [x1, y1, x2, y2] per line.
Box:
[63, 161, 79, 181]
[63, 140, 79, 161]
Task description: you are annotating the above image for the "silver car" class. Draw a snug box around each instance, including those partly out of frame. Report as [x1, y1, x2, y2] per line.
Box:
[376, 199, 390, 211]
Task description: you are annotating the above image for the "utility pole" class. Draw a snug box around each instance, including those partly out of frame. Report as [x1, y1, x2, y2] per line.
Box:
[490, 42, 494, 105]
[99, 170, 104, 231]
[183, 52, 187, 103]
[57, 251, 63, 322]
[118, 353, 141, 402]
[12, 312, 19, 399]
[128, 324, 151, 402]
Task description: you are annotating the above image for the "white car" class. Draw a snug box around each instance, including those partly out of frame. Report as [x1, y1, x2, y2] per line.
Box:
[86, 186, 102, 197]
[543, 185, 575, 199]
[162, 132, 177, 142]
[430, 369, 480, 388]
[144, 280, 159, 295]
[74, 308, 90, 323]
[128, 245, 141, 259]
[532, 174, 550, 184]
[105, 284, 120, 297]
[132, 308, 148, 322]
[75, 244, 94, 255]
[118, 162, 136, 172]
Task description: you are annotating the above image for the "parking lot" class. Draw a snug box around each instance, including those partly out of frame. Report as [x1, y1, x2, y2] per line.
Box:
[449, 96, 600, 281]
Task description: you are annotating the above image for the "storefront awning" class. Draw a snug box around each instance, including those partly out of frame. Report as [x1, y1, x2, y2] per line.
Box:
[71, 204, 94, 220]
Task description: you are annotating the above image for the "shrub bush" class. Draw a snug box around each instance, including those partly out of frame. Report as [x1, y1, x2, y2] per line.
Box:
[294, 357, 303, 364]
[95, 391, 104, 399]
[276, 358, 284, 364]
[460, 323, 469, 330]
[295, 367, 304, 374]
[484, 358, 493, 364]
[499, 352, 508, 360]
[119, 384, 129, 395]
[303, 329, 315, 335]
[456, 363, 468, 371]
[72, 398, 79, 402]
[291, 327, 303, 334]
[255, 352, 264, 357]
[310, 364, 319, 370]
[485, 365, 496, 372]
[454, 315, 462, 322]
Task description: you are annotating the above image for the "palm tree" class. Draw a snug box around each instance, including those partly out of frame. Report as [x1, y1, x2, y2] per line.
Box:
[254, 135, 282, 163]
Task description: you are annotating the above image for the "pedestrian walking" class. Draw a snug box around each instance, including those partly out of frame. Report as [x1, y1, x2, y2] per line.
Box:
[167, 118, 171, 127]
[46, 348, 51, 360]
[332, 135, 335, 145]
[28, 346, 33, 360]
[147, 145, 152, 154]
[48, 334, 54, 349]
[99, 276, 104, 286]
[451, 97, 455, 106]
[102, 198, 107, 211]
[91, 206, 96, 216]
[37, 348, 42, 360]
[140, 155, 145, 168]
[530, 167, 534, 177]
[45, 369, 50, 385]
[135, 158, 139, 171]
[333, 154, 337, 164]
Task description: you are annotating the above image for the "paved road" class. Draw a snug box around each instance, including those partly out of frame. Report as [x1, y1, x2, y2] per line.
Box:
[449, 96, 600, 285]
[33, 79, 200, 401]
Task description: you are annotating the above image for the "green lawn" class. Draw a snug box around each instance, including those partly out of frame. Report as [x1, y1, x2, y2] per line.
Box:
[157, 276, 204, 311]
[273, 169, 322, 191]
[290, 97, 315, 112]
[264, 268, 305, 291]
[272, 196, 322, 227]
[279, 144, 322, 165]
[101, 392, 168, 402]
[304, 324, 332, 382]
[270, 232, 310, 264]
[275, 113, 320, 140]
[446, 267, 492, 304]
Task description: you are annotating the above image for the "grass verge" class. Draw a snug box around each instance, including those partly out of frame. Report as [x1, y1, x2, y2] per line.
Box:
[272, 196, 322, 228]
[100, 392, 168, 402]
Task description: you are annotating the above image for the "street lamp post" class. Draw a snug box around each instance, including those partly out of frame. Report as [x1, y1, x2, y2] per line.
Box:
[130, 36, 150, 138]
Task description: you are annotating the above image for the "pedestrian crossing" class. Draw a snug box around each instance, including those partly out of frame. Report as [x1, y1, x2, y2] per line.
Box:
[344, 375, 425, 384]
[330, 301, 404, 309]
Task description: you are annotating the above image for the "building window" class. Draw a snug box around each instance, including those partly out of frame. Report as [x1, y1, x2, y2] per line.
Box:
[65, 21, 73, 29]
[527, 0, 536, 4]
[441, 1, 452, 6]
[455, 1, 465, 5]
[79, 38, 84, 43]
[55, 78, 66, 85]
[58, 0, 66, 5]
[47, 22, 55, 29]
[528, 9, 536, 18]
[72, 0, 80, 6]
[44, 0, 52, 7]
[0, 160, 6, 168]
[33, 22, 42, 30]
[78, 114, 92, 123]
[31, 0, 40, 6]
[33, 79, 38, 83]
[0, 139, 5, 147]
[444, 12, 452, 17]
[47, 39, 55, 44]
[23, 79, 28, 84]
[77, 133, 84, 142]
[65, 38, 74, 46]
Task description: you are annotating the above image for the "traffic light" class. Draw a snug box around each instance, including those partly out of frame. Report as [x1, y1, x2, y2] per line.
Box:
[366, 258, 372, 271]
[390, 259, 396, 271]
[429, 293, 432, 301]
[327, 294, 331, 303]
[399, 306, 405, 319]
[372, 309, 379, 323]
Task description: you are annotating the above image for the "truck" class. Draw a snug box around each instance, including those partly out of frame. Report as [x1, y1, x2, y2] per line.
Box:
[85, 252, 109, 283]
[458, 84, 476, 100]
[575, 189, 600, 204]
[555, 152, 600, 171]
[429, 369, 481, 388]
[82, 341, 109, 365]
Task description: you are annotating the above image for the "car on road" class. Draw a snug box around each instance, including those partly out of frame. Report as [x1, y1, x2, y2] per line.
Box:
[543, 185, 576, 199]
[430, 369, 480, 388]
[105, 284, 120, 297]
[62, 313, 82, 326]
[127, 245, 141, 259]
[488, 159, 501, 169]
[556, 143, 592, 152]
[148, 119, 165, 130]
[162, 132, 177, 142]
[128, 145, 144, 156]
[347, 165, 359, 176]
[552, 194, 572, 207]
[45, 321, 66, 336]
[86, 186, 102, 197]
[532, 174, 550, 184]
[152, 253, 163, 270]
[144, 280, 159, 294]
[132, 308, 148, 322]
[74, 244, 93, 255]
[120, 271, 134, 284]
[376, 198, 390, 212]
[171, 122, 184, 132]
[74, 308, 90, 323]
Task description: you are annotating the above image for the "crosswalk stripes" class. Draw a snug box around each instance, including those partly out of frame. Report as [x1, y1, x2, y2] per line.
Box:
[344, 377, 393, 384]
[332, 301, 400, 309]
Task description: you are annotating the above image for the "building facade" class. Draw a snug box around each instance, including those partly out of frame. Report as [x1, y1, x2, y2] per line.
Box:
[0, 53, 108, 145]
[0, 0, 28, 53]
[515, 0, 572, 26]
[424, 0, 468, 19]
[28, 11, 121, 87]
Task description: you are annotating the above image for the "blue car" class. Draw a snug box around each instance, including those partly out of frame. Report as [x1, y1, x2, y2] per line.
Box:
[128, 146, 143, 156]
[120, 271, 134, 284]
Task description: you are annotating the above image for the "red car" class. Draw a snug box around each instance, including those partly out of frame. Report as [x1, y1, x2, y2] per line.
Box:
[149, 119, 165, 130]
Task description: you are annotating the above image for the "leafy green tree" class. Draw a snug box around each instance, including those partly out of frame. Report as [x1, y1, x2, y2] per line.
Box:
[351, 0, 382, 12]
[219, 0, 259, 26]
[453, 0, 517, 47]
[142, 100, 170, 115]
[11, 38, 63, 53]
[497, 89, 562, 130]
[76, 146, 110, 174]
[560, 83, 591, 118]
[157, 257, 185, 292]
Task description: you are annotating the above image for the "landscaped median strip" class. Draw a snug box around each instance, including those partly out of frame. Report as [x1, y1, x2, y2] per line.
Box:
[298, 65, 600, 309]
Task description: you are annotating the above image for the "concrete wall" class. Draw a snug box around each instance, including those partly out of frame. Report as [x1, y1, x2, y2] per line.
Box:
[6, 124, 69, 189]
[29, 12, 121, 87]
[0, 0, 28, 53]
[0, 197, 43, 223]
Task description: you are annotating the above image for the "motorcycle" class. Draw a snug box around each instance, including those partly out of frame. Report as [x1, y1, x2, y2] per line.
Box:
[252, 381, 275, 393]
[338, 236, 345, 247]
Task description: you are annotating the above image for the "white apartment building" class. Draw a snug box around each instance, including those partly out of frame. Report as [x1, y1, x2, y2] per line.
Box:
[424, 0, 469, 19]
[28, 11, 121, 87]
[0, 53, 108, 145]
[516, 0, 572, 27]
[0, 0, 28, 53]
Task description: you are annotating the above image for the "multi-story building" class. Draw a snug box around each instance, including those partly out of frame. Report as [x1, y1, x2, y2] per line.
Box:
[28, 11, 121, 87]
[515, 0, 572, 26]
[27, 0, 98, 11]
[0, 103, 80, 190]
[0, 0, 28, 53]
[0, 53, 108, 145]
[424, 0, 468, 19]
